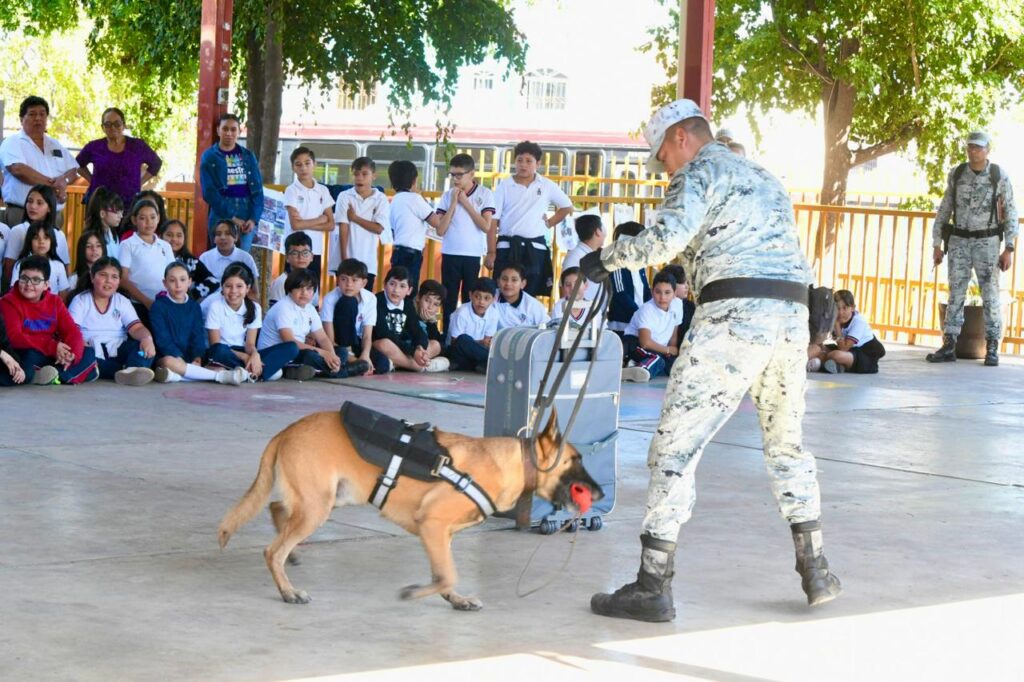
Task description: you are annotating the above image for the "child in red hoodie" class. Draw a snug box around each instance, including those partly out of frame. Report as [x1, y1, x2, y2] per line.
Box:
[0, 255, 98, 385]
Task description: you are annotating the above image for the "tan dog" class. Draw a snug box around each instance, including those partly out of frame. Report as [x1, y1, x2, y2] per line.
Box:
[218, 408, 603, 610]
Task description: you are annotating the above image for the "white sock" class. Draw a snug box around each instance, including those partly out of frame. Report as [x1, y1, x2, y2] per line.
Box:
[183, 364, 221, 382]
[161, 369, 184, 383]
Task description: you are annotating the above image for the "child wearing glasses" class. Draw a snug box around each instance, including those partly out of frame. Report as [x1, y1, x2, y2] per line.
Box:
[269, 232, 318, 307]
[0, 255, 98, 385]
[436, 153, 496, 331]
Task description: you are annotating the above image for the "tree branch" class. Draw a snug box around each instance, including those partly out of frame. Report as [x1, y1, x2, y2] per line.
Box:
[770, 0, 833, 85]
[851, 122, 921, 166]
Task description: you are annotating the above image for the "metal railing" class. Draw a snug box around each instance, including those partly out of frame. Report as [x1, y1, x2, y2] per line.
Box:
[59, 185, 1023, 354]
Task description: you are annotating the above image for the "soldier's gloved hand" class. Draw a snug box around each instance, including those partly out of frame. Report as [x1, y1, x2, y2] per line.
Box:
[580, 249, 611, 284]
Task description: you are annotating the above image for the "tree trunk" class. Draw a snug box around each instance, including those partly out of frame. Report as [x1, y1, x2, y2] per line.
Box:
[259, 4, 284, 183]
[245, 28, 265, 161]
[813, 77, 855, 260]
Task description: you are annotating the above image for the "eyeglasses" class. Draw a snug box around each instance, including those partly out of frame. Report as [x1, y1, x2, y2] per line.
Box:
[449, 171, 471, 179]
[287, 249, 313, 258]
[18, 276, 45, 286]
[102, 121, 124, 129]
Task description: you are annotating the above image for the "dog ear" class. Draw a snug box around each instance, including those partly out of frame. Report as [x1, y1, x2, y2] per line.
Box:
[539, 408, 561, 449]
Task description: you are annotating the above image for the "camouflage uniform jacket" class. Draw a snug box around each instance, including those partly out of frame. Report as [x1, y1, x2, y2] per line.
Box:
[931, 161, 1018, 249]
[599, 142, 813, 295]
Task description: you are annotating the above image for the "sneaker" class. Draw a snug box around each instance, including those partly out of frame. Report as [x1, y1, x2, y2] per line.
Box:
[216, 367, 249, 386]
[339, 360, 371, 378]
[622, 366, 651, 383]
[266, 369, 283, 382]
[806, 357, 822, 372]
[115, 367, 155, 386]
[31, 365, 60, 386]
[382, 357, 395, 374]
[823, 359, 845, 374]
[425, 356, 450, 373]
[284, 365, 317, 381]
[154, 367, 183, 383]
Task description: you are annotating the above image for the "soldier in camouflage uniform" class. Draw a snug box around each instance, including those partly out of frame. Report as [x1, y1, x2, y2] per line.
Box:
[928, 131, 1017, 367]
[580, 99, 841, 623]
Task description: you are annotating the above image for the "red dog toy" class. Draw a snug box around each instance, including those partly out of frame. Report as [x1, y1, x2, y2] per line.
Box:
[570, 483, 592, 514]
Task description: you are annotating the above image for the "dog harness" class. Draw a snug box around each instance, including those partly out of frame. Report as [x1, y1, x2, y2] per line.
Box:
[339, 402, 496, 517]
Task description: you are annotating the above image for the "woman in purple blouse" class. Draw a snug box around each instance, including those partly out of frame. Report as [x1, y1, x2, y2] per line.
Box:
[76, 108, 163, 207]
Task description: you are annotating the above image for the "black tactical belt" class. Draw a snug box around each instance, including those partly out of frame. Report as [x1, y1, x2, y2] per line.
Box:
[950, 227, 1001, 239]
[697, 278, 808, 306]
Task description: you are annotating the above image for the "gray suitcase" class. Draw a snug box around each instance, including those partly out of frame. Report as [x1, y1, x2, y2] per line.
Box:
[483, 325, 621, 533]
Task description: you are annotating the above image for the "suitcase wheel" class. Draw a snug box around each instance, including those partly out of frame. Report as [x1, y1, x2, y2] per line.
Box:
[538, 519, 559, 535]
[586, 516, 604, 531]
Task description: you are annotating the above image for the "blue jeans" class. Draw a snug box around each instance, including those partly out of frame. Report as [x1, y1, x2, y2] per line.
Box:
[447, 334, 489, 372]
[390, 245, 424, 296]
[95, 339, 155, 380]
[206, 341, 299, 381]
[209, 195, 257, 252]
[16, 347, 98, 384]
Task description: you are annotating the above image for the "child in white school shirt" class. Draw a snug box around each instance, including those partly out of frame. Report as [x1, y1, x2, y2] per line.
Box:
[284, 146, 334, 267]
[446, 276, 498, 373]
[494, 262, 550, 330]
[199, 220, 259, 285]
[621, 270, 683, 383]
[332, 156, 389, 290]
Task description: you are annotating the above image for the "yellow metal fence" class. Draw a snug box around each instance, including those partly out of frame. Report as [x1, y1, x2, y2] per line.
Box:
[60, 186, 1024, 354]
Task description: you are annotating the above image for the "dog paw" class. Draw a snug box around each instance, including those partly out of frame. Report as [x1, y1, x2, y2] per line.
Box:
[449, 595, 483, 611]
[282, 590, 311, 604]
[286, 552, 301, 566]
[398, 584, 421, 601]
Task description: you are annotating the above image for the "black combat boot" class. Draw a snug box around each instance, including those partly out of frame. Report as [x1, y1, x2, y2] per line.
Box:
[925, 334, 957, 363]
[591, 534, 676, 622]
[791, 520, 842, 606]
[984, 338, 999, 367]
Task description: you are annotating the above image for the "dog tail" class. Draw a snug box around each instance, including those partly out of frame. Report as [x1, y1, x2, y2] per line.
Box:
[218, 433, 281, 549]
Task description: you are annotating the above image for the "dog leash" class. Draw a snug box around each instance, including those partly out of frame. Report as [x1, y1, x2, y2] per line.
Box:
[515, 512, 585, 598]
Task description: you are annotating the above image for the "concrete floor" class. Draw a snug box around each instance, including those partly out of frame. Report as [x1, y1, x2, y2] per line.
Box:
[1, 345, 1022, 681]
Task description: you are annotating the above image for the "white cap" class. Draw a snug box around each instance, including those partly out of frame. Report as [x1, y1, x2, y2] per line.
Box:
[715, 127, 735, 142]
[966, 131, 991, 148]
[643, 99, 707, 173]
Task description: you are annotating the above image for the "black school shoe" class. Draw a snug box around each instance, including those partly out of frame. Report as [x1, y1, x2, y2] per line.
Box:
[334, 360, 370, 378]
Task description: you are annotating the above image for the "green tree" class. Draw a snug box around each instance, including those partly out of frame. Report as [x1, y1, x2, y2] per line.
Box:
[2, 0, 526, 179]
[644, 0, 1024, 246]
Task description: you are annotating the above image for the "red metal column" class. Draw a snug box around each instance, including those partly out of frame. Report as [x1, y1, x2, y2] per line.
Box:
[193, 0, 234, 254]
[680, 0, 716, 115]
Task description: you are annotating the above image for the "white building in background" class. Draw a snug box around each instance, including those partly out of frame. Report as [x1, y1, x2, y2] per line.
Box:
[269, 0, 668, 187]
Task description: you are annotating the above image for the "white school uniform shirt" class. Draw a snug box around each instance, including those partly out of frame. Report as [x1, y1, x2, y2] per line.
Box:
[284, 178, 334, 256]
[258, 296, 323, 350]
[204, 294, 263, 348]
[268, 273, 319, 307]
[624, 298, 683, 346]
[119, 234, 175, 301]
[561, 241, 598, 301]
[0, 130, 78, 210]
[320, 287, 377, 336]
[0, 223, 10, 259]
[11, 258, 70, 293]
[447, 300, 499, 343]
[493, 174, 572, 239]
[437, 183, 497, 257]
[389, 191, 434, 251]
[4, 222, 71, 265]
[68, 291, 141, 360]
[494, 291, 551, 330]
[840, 311, 875, 348]
[199, 246, 259, 283]
[331, 187, 390, 274]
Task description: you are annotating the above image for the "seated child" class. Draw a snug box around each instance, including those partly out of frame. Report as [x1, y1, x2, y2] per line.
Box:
[561, 214, 605, 300]
[809, 289, 886, 374]
[621, 270, 683, 383]
[159, 219, 220, 301]
[68, 257, 156, 386]
[388, 159, 444, 295]
[199, 220, 259, 284]
[269, 232, 318, 307]
[149, 262, 248, 385]
[0, 255, 98, 385]
[550, 266, 581, 324]
[0, 309, 26, 386]
[2, 184, 71, 288]
[658, 263, 696, 344]
[371, 266, 438, 372]
[321, 258, 380, 375]
[446, 277, 497, 373]
[83, 186, 123, 259]
[205, 263, 299, 382]
[414, 279, 449, 371]
[11, 223, 70, 296]
[119, 199, 176, 318]
[607, 221, 651, 336]
[67, 229, 107, 299]
[494, 262, 550, 330]
[259, 268, 369, 380]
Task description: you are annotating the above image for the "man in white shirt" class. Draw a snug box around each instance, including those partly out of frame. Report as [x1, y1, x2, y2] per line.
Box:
[492, 141, 573, 298]
[332, 157, 389, 290]
[0, 96, 79, 225]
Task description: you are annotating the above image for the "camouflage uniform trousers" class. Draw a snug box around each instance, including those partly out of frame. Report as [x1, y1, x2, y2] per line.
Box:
[642, 297, 822, 543]
[943, 235, 1003, 340]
